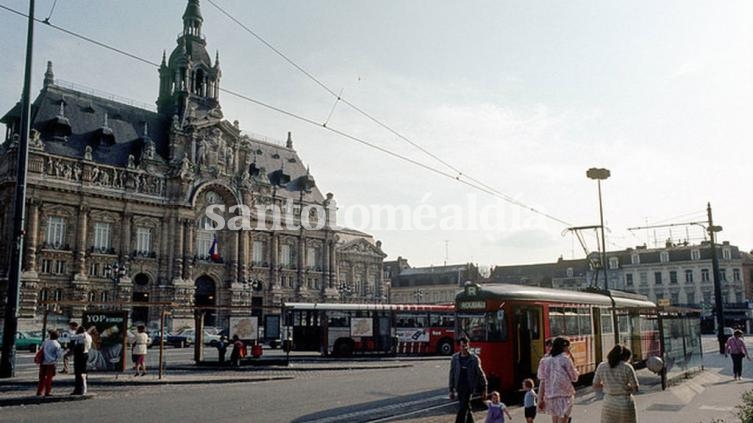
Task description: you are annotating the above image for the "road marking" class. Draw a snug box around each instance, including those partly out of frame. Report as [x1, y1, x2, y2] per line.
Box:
[301, 395, 449, 422]
[699, 405, 734, 411]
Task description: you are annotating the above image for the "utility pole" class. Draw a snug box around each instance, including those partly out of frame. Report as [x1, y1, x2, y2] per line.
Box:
[0, 0, 35, 379]
[707, 203, 725, 354]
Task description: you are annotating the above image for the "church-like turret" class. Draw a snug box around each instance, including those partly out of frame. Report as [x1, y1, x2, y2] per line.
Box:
[156, 0, 221, 118]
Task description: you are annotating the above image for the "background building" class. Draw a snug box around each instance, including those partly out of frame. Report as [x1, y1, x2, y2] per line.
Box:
[386, 261, 480, 304]
[0, 0, 385, 332]
[489, 257, 589, 289]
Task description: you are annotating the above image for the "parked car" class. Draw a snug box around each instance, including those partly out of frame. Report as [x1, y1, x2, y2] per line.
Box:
[0, 331, 43, 352]
[166, 329, 221, 347]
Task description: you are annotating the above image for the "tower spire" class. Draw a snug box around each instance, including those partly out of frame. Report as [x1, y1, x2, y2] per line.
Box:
[43, 61, 54, 87]
[182, 0, 203, 38]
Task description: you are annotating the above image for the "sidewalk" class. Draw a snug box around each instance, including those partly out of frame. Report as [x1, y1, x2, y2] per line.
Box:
[402, 336, 750, 423]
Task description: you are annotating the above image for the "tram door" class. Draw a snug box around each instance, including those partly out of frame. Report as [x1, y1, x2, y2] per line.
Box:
[514, 306, 543, 381]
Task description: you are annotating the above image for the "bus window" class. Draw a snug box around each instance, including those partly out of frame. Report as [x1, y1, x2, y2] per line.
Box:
[328, 311, 349, 327]
[430, 313, 455, 328]
[395, 313, 427, 328]
[578, 308, 592, 335]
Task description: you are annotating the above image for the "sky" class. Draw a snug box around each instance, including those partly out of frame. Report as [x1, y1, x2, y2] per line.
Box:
[1, 0, 752, 270]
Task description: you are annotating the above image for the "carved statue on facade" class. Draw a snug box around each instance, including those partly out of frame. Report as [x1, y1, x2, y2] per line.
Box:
[29, 129, 44, 150]
[127, 154, 136, 169]
[84, 145, 93, 161]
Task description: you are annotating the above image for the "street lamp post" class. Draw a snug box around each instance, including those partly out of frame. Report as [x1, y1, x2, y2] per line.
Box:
[414, 289, 424, 304]
[105, 261, 128, 285]
[707, 203, 726, 353]
[587, 168, 611, 291]
[338, 282, 352, 302]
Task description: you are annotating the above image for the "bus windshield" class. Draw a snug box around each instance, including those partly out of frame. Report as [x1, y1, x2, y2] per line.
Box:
[456, 311, 508, 342]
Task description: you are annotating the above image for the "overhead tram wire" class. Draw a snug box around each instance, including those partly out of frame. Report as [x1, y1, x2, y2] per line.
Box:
[205, 0, 573, 227]
[0, 3, 573, 228]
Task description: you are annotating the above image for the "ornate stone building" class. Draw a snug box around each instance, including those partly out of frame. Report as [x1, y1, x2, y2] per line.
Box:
[0, 0, 385, 331]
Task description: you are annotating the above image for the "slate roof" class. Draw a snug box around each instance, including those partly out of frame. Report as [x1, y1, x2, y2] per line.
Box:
[1, 81, 325, 203]
[2, 83, 168, 167]
[490, 259, 589, 284]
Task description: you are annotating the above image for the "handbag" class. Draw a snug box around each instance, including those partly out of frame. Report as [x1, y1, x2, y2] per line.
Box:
[34, 348, 44, 365]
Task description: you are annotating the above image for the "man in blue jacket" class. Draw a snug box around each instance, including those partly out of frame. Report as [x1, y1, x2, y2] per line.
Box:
[449, 336, 488, 423]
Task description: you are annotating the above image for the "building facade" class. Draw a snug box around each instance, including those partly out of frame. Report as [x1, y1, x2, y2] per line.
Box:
[0, 0, 385, 331]
[588, 242, 751, 331]
[489, 257, 589, 289]
[387, 262, 480, 304]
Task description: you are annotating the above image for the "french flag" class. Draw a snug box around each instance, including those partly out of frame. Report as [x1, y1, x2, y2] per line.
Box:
[208, 235, 222, 262]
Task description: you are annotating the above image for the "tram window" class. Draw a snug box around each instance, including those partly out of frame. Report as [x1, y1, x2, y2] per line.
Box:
[618, 315, 630, 333]
[601, 310, 613, 333]
[457, 312, 507, 342]
[526, 310, 540, 340]
[565, 311, 579, 336]
[578, 309, 592, 335]
[549, 309, 564, 337]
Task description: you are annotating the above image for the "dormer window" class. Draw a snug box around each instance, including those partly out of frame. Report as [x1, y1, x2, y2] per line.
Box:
[691, 249, 700, 260]
[660, 251, 669, 263]
[722, 248, 731, 260]
[631, 253, 640, 265]
[608, 257, 619, 270]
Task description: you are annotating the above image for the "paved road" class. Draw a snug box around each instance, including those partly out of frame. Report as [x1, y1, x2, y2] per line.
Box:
[1, 335, 751, 422]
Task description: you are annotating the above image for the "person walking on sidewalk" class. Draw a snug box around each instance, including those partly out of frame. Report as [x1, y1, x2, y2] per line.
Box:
[132, 325, 149, 376]
[71, 325, 92, 395]
[725, 329, 750, 380]
[449, 336, 488, 423]
[593, 345, 639, 423]
[537, 337, 579, 423]
[37, 330, 64, 397]
[60, 321, 78, 374]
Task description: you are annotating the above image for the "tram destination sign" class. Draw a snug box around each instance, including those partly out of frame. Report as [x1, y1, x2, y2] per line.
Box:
[458, 301, 485, 310]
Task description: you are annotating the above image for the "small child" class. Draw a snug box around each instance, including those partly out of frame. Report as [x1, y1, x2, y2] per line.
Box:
[522, 378, 538, 423]
[485, 390, 512, 423]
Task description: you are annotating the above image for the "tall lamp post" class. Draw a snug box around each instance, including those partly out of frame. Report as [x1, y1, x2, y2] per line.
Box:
[587, 168, 611, 290]
[707, 203, 726, 353]
[0, 0, 36, 379]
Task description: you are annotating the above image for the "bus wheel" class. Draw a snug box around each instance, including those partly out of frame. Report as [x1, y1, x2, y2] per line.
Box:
[437, 339, 454, 356]
[334, 339, 354, 356]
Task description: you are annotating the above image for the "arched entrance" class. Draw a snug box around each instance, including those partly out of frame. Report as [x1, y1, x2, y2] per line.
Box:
[132, 273, 151, 325]
[195, 275, 216, 326]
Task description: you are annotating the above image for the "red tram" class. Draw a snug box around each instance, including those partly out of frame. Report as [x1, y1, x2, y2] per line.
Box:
[455, 282, 660, 393]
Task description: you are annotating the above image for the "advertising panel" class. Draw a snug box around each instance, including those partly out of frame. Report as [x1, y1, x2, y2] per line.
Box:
[230, 316, 258, 340]
[395, 328, 429, 342]
[82, 311, 129, 372]
[350, 317, 373, 337]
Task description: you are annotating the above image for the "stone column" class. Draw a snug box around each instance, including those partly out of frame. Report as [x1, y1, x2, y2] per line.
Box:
[229, 230, 239, 284]
[238, 230, 247, 282]
[121, 213, 132, 258]
[75, 205, 89, 277]
[172, 216, 184, 283]
[24, 199, 40, 273]
[183, 220, 194, 280]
